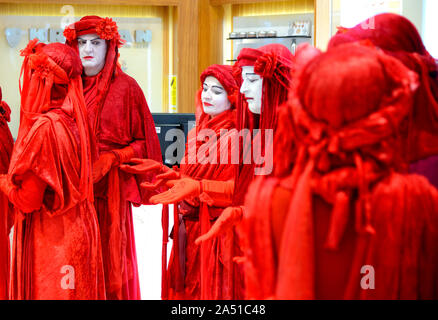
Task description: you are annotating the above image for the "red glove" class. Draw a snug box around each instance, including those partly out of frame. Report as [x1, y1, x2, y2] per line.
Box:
[93, 152, 117, 183]
[195, 206, 243, 245]
[149, 177, 201, 205]
[113, 146, 135, 165]
[93, 146, 135, 183]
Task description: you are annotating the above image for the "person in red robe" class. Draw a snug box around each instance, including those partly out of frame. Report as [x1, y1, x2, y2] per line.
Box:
[0, 87, 14, 300]
[242, 42, 438, 300]
[328, 13, 438, 188]
[133, 44, 293, 299]
[121, 64, 240, 299]
[64, 16, 162, 300]
[0, 40, 105, 300]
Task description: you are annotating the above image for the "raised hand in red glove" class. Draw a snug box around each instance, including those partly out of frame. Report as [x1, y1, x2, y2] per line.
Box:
[149, 177, 201, 204]
[195, 206, 243, 245]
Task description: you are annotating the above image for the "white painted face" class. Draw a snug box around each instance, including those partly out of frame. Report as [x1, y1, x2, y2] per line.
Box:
[240, 66, 263, 115]
[77, 33, 108, 77]
[201, 76, 231, 117]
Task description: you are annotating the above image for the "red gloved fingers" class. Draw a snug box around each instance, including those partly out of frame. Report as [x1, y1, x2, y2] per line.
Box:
[140, 179, 168, 191]
[195, 206, 243, 244]
[156, 166, 181, 180]
[120, 158, 163, 174]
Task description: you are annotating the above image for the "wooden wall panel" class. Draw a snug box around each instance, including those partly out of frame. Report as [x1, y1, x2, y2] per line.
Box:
[199, 0, 224, 75]
[0, 0, 180, 6]
[0, 2, 167, 17]
[177, 0, 200, 113]
[232, 0, 314, 16]
[314, 0, 331, 50]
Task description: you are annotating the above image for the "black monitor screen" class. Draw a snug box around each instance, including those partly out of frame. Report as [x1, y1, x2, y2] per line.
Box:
[152, 113, 196, 167]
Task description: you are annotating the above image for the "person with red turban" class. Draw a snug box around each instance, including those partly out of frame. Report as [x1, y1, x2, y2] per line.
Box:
[122, 64, 240, 299]
[243, 42, 438, 300]
[64, 16, 162, 300]
[0, 87, 13, 300]
[0, 40, 105, 300]
[328, 13, 438, 189]
[193, 44, 294, 249]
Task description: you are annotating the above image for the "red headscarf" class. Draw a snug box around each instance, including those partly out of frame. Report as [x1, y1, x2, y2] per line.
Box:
[232, 44, 293, 205]
[13, 40, 95, 204]
[328, 13, 438, 162]
[182, 64, 239, 180]
[274, 43, 419, 299]
[64, 15, 161, 163]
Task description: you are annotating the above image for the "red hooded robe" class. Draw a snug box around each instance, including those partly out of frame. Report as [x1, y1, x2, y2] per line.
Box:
[243, 43, 438, 300]
[64, 16, 162, 300]
[166, 65, 239, 300]
[3, 41, 105, 300]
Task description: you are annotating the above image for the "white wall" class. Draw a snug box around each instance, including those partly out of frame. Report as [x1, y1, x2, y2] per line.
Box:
[423, 0, 438, 58]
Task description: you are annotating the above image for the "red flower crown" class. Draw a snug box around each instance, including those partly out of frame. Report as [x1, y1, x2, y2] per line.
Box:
[63, 17, 125, 47]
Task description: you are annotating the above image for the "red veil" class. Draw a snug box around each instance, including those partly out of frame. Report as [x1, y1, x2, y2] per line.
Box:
[13, 40, 94, 205]
[7, 41, 104, 300]
[232, 44, 293, 205]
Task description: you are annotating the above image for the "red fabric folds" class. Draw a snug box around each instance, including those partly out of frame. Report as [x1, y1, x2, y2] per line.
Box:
[328, 13, 438, 186]
[6, 41, 104, 300]
[244, 43, 438, 300]
[65, 16, 162, 300]
[0, 87, 13, 300]
[232, 44, 293, 206]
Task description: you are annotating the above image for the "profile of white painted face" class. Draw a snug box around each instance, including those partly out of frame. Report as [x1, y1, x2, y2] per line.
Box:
[201, 76, 231, 117]
[240, 66, 263, 115]
[77, 33, 108, 76]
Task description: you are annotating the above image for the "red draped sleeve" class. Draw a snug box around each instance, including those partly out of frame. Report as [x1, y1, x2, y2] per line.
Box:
[8, 112, 82, 216]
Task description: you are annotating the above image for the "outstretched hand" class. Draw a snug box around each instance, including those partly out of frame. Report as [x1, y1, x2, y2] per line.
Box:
[195, 206, 243, 244]
[149, 177, 201, 204]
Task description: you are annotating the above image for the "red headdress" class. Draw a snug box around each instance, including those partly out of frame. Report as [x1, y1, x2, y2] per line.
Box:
[195, 64, 238, 129]
[232, 44, 293, 205]
[14, 40, 95, 203]
[180, 64, 239, 180]
[274, 43, 419, 299]
[328, 13, 438, 162]
[64, 16, 125, 135]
